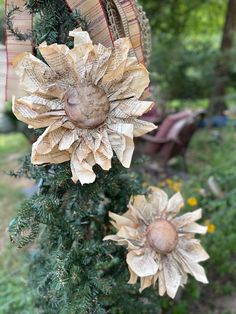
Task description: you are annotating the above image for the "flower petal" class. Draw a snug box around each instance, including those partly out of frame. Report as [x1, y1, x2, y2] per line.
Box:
[108, 211, 135, 228]
[132, 119, 157, 137]
[147, 186, 169, 217]
[181, 222, 207, 234]
[58, 129, 78, 151]
[69, 28, 92, 46]
[172, 209, 203, 229]
[166, 192, 184, 219]
[105, 64, 149, 101]
[70, 148, 96, 185]
[12, 52, 61, 96]
[31, 145, 70, 165]
[162, 254, 182, 299]
[102, 38, 130, 86]
[177, 238, 209, 262]
[91, 44, 112, 85]
[34, 122, 66, 154]
[103, 234, 140, 250]
[110, 99, 154, 118]
[139, 276, 153, 292]
[173, 251, 208, 284]
[126, 250, 158, 277]
[13, 97, 64, 129]
[19, 95, 64, 112]
[108, 123, 134, 168]
[130, 195, 153, 224]
[128, 268, 138, 284]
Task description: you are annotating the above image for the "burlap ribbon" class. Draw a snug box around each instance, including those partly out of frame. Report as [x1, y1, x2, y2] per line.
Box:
[4, 0, 148, 103]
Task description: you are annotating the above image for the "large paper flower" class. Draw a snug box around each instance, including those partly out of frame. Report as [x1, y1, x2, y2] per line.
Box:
[12, 28, 156, 184]
[104, 187, 209, 298]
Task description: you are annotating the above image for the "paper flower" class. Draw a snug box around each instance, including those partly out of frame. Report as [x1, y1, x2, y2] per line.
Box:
[12, 28, 156, 184]
[104, 187, 209, 298]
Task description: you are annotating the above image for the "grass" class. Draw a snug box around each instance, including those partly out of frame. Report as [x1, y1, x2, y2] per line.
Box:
[0, 133, 33, 313]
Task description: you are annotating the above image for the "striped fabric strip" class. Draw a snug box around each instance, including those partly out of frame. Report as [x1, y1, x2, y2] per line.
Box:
[65, 0, 114, 47]
[5, 0, 33, 101]
[113, 0, 145, 64]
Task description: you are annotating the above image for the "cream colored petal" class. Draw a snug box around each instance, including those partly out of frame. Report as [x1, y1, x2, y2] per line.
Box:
[177, 238, 209, 262]
[117, 225, 139, 239]
[181, 222, 207, 234]
[103, 234, 140, 250]
[166, 192, 184, 219]
[130, 195, 153, 225]
[158, 268, 166, 296]
[91, 44, 112, 85]
[107, 123, 134, 168]
[147, 186, 169, 217]
[126, 250, 158, 277]
[69, 28, 92, 46]
[128, 267, 138, 284]
[162, 254, 182, 299]
[105, 64, 149, 101]
[93, 131, 113, 170]
[31, 145, 70, 165]
[34, 122, 66, 154]
[13, 97, 64, 129]
[172, 209, 203, 229]
[102, 38, 130, 86]
[185, 261, 208, 284]
[139, 276, 153, 292]
[39, 42, 74, 76]
[12, 52, 61, 95]
[94, 151, 112, 171]
[70, 148, 96, 185]
[174, 251, 208, 284]
[110, 99, 154, 118]
[132, 119, 157, 137]
[16, 95, 64, 113]
[108, 211, 135, 229]
[58, 130, 78, 151]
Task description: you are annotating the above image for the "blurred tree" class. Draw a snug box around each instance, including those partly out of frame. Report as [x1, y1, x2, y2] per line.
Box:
[140, 0, 228, 109]
[209, 0, 236, 115]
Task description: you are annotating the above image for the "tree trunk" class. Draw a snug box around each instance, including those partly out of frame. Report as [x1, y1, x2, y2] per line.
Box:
[208, 0, 236, 115]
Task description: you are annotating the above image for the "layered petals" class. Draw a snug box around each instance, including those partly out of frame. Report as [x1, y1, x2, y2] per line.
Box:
[13, 28, 156, 185]
[104, 187, 209, 299]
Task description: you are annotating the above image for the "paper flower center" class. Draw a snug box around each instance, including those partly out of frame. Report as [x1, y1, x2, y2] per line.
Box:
[147, 219, 178, 254]
[64, 84, 109, 129]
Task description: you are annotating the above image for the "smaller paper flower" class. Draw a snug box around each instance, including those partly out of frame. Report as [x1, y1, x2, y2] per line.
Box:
[104, 187, 209, 298]
[187, 197, 198, 207]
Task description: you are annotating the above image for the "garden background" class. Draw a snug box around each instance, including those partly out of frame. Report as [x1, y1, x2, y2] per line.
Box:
[0, 0, 236, 313]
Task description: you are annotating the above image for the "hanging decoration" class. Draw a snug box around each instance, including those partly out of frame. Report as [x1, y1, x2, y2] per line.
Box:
[12, 28, 156, 184]
[4, 0, 151, 103]
[104, 187, 209, 298]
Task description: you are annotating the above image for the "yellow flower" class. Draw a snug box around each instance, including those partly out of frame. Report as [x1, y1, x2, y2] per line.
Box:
[207, 224, 216, 234]
[187, 197, 198, 207]
[204, 220, 216, 234]
[171, 181, 182, 192]
[166, 179, 173, 187]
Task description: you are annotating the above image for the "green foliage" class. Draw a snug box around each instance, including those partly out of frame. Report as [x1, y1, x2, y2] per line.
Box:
[10, 156, 163, 313]
[140, 0, 234, 109]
